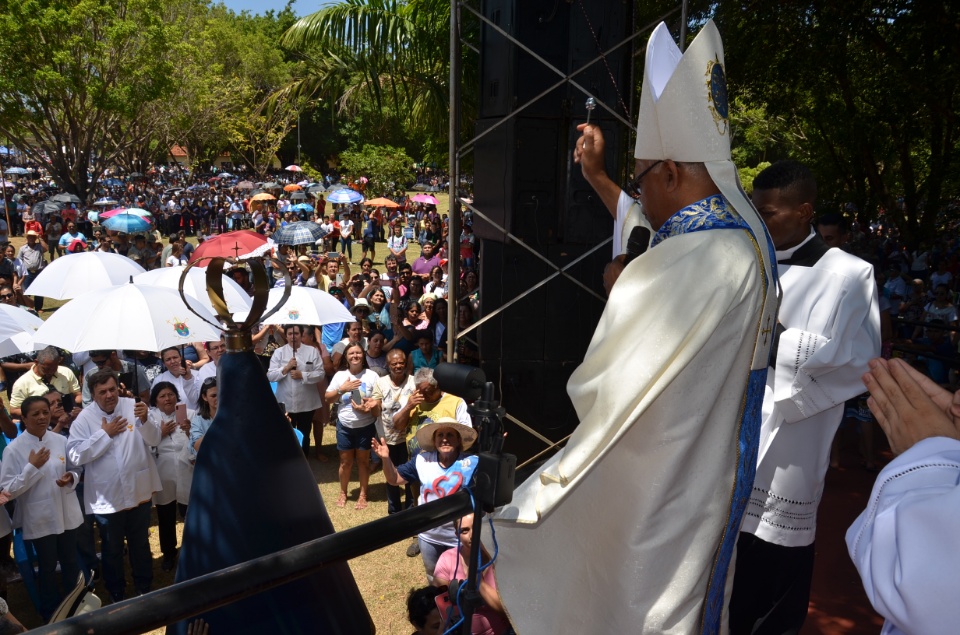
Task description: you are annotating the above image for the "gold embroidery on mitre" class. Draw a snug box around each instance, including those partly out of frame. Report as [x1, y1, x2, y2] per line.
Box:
[705, 56, 729, 135]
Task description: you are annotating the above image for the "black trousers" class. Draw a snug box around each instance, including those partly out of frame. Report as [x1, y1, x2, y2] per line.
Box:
[386, 442, 413, 514]
[155, 501, 188, 557]
[728, 532, 816, 635]
[289, 410, 315, 454]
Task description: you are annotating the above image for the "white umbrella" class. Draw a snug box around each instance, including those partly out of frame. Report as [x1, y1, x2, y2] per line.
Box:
[133, 266, 252, 314]
[0, 304, 44, 356]
[249, 286, 354, 327]
[33, 283, 223, 352]
[25, 252, 145, 300]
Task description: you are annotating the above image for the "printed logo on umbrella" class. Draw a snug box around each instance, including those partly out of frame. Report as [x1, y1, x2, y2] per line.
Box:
[168, 317, 191, 338]
[287, 309, 300, 320]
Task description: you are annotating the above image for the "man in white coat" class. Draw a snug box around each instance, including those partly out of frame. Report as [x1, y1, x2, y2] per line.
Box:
[729, 161, 880, 633]
[490, 21, 778, 634]
[67, 369, 162, 602]
[848, 357, 960, 635]
[267, 324, 325, 455]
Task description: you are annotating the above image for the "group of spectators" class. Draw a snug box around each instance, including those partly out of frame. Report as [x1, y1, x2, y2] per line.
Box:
[0, 160, 500, 629]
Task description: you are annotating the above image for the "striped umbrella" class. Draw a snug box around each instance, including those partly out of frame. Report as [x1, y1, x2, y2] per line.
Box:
[326, 189, 364, 205]
[271, 221, 327, 246]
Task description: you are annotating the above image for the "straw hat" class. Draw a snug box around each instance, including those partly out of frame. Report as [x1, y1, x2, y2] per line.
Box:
[415, 417, 477, 452]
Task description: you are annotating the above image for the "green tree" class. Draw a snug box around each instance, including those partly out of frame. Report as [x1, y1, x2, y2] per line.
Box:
[717, 1, 960, 244]
[279, 0, 476, 157]
[0, 0, 185, 201]
[338, 144, 413, 196]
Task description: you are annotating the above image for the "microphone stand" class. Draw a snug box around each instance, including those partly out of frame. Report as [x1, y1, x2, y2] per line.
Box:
[455, 381, 514, 634]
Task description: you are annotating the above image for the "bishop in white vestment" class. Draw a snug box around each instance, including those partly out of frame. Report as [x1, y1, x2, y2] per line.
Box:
[489, 21, 778, 634]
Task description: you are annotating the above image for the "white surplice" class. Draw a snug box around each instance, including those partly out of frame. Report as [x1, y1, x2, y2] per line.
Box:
[743, 233, 880, 547]
[490, 226, 769, 634]
[846, 437, 960, 635]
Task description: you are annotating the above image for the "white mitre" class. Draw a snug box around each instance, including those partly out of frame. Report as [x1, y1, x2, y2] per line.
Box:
[635, 19, 778, 371]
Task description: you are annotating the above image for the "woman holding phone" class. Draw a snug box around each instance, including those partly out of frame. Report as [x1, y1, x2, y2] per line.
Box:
[325, 343, 380, 509]
[148, 381, 194, 571]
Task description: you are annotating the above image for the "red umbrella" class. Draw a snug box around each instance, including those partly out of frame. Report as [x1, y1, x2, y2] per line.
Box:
[189, 230, 270, 263]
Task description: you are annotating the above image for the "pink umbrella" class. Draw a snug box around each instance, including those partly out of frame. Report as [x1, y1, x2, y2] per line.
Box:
[285, 165, 302, 172]
[100, 207, 152, 220]
[98, 207, 127, 218]
[411, 193, 439, 205]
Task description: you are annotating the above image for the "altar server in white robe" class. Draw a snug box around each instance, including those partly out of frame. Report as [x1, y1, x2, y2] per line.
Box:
[729, 161, 880, 634]
[489, 21, 779, 635]
[848, 357, 960, 635]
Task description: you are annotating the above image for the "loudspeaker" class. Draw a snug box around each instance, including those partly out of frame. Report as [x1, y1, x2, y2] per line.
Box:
[468, 0, 634, 461]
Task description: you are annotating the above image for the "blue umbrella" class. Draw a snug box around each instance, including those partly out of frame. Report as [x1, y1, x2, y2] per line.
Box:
[290, 203, 314, 213]
[271, 221, 328, 246]
[326, 189, 364, 204]
[103, 212, 152, 234]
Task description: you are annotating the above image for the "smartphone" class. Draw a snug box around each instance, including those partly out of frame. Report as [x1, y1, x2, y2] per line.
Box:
[350, 389, 363, 405]
[175, 403, 188, 427]
[336, 273, 344, 285]
[327, 252, 339, 260]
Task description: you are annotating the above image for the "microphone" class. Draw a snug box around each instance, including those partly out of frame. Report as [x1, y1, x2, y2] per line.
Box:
[624, 226, 651, 265]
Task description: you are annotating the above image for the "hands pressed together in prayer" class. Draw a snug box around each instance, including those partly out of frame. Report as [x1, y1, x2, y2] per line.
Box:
[862, 357, 960, 455]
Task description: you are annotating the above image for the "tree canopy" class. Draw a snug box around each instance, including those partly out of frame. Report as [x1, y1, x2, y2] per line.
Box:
[717, 1, 960, 244]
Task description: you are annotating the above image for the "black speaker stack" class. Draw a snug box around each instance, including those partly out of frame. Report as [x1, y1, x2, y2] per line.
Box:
[470, 0, 634, 458]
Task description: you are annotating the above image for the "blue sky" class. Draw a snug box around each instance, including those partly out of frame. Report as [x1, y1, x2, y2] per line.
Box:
[218, 0, 332, 17]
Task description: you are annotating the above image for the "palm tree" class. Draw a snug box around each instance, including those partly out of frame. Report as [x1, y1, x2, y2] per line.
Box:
[278, 0, 476, 142]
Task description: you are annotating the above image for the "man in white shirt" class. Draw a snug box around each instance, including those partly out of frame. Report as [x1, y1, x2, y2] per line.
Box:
[371, 349, 416, 514]
[729, 161, 880, 633]
[152, 347, 200, 409]
[339, 213, 354, 262]
[266, 325, 324, 455]
[66, 369, 162, 602]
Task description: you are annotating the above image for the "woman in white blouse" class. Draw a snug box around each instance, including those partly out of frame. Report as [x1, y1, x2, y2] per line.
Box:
[148, 381, 194, 572]
[0, 396, 82, 620]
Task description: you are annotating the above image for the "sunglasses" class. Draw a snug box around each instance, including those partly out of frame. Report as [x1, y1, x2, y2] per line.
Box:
[0, 293, 13, 300]
[201, 377, 217, 388]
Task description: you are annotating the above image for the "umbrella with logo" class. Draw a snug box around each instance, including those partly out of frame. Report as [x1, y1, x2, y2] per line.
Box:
[326, 189, 364, 205]
[25, 251, 145, 300]
[252, 286, 354, 327]
[33, 282, 223, 353]
[271, 221, 327, 247]
[133, 266, 252, 314]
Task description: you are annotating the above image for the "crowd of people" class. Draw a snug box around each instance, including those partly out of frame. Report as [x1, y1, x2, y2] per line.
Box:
[0, 160, 503, 630]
